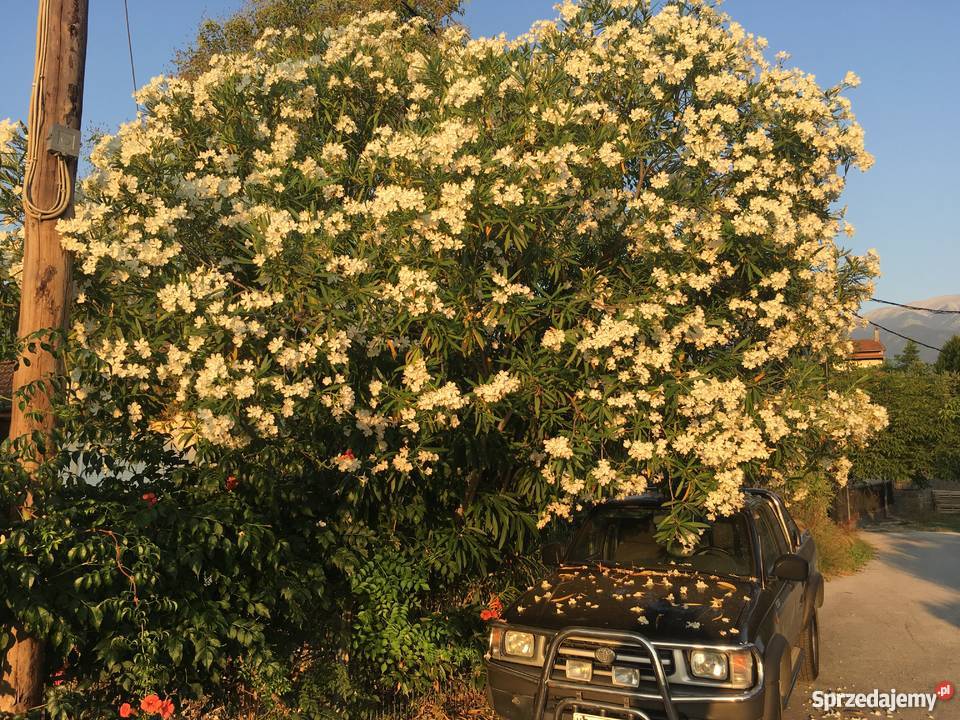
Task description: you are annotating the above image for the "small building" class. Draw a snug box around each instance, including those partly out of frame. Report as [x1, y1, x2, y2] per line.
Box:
[850, 329, 885, 366]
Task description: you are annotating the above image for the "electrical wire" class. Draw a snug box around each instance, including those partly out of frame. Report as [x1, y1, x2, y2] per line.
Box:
[123, 0, 139, 108]
[22, 0, 73, 220]
[855, 314, 943, 353]
[869, 298, 960, 314]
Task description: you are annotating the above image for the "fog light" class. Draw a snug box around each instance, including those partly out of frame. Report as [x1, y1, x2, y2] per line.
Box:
[565, 658, 593, 682]
[689, 649, 728, 681]
[612, 665, 640, 687]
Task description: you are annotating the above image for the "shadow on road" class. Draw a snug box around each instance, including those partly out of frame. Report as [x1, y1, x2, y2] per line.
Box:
[871, 529, 960, 628]
[785, 529, 960, 719]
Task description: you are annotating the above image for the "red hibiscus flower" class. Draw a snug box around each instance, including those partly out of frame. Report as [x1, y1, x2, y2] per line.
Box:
[141, 492, 158, 508]
[225, 475, 239, 491]
[158, 699, 175, 719]
[119, 702, 136, 717]
[140, 694, 162, 713]
[480, 609, 495, 621]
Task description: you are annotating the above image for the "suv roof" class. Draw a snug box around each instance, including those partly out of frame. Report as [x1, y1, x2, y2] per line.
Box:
[596, 489, 771, 511]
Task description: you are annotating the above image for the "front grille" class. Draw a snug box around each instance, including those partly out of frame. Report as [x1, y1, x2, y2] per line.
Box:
[551, 638, 675, 688]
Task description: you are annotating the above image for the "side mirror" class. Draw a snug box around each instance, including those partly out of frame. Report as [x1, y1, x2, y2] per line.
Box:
[772, 553, 809, 582]
[541, 542, 564, 566]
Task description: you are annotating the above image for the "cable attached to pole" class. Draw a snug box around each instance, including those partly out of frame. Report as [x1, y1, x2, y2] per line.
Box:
[22, 0, 73, 221]
[856, 314, 943, 353]
[123, 0, 139, 109]
[869, 298, 960, 315]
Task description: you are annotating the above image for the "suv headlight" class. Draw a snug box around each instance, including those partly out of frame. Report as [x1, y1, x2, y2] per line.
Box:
[689, 649, 727, 680]
[688, 648, 755, 687]
[503, 630, 536, 658]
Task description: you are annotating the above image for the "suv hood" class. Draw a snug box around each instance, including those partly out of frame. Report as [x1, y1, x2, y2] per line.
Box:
[501, 564, 757, 643]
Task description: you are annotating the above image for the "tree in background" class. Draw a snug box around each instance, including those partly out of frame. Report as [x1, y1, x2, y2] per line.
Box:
[893, 338, 924, 371]
[175, 0, 463, 78]
[847, 367, 960, 485]
[935, 334, 960, 374]
[0, 1, 888, 715]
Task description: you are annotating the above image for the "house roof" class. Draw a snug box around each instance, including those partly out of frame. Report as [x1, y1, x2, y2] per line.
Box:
[852, 339, 884, 353]
[850, 339, 885, 361]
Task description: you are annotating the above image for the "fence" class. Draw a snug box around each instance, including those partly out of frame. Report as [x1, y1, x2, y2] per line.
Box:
[831, 479, 893, 526]
[932, 490, 960, 514]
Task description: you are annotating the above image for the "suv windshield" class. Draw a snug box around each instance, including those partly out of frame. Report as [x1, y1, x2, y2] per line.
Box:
[566, 507, 756, 577]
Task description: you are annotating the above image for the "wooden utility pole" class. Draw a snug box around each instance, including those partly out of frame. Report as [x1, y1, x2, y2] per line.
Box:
[1, 0, 88, 712]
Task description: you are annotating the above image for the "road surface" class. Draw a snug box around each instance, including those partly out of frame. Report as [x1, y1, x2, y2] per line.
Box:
[785, 529, 960, 719]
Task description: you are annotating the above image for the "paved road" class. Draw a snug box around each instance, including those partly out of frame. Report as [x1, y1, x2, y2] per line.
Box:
[785, 529, 960, 720]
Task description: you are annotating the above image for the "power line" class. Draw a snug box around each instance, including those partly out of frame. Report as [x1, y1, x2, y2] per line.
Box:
[856, 314, 943, 353]
[122, 0, 138, 108]
[869, 298, 960, 314]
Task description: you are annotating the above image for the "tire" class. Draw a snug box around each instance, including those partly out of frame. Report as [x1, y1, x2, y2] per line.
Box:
[799, 609, 820, 681]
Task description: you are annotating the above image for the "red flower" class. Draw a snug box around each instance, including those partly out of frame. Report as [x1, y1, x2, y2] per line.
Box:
[141, 694, 162, 714]
[141, 492, 158, 508]
[340, 449, 355, 460]
[225, 475, 239, 491]
[51, 668, 65, 686]
[119, 702, 136, 718]
[158, 699, 175, 719]
[480, 595, 503, 621]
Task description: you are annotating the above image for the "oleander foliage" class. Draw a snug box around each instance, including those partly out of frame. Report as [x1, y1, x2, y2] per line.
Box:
[175, 0, 463, 79]
[0, 0, 887, 716]
[0, 120, 24, 362]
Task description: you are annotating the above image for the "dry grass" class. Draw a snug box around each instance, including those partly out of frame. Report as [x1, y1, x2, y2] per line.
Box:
[383, 682, 495, 720]
[806, 518, 874, 579]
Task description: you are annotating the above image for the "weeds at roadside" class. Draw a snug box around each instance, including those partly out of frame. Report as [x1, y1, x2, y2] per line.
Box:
[802, 517, 875, 579]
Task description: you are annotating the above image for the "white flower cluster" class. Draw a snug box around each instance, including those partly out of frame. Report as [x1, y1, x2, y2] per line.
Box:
[473, 371, 520, 403]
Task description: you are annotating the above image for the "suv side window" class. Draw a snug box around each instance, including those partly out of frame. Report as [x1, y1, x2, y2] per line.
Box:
[754, 506, 788, 574]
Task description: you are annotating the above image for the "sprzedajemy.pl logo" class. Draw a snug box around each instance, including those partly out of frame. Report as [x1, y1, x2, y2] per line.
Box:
[811, 681, 954, 713]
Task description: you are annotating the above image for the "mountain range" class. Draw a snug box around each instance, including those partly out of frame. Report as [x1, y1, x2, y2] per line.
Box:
[852, 294, 960, 364]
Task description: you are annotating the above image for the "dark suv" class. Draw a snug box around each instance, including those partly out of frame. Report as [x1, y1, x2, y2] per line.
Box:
[485, 489, 822, 720]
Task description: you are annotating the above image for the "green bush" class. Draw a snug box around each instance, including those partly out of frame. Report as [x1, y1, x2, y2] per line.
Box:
[845, 366, 960, 485]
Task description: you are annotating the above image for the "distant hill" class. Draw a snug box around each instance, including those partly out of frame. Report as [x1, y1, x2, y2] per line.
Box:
[852, 295, 960, 364]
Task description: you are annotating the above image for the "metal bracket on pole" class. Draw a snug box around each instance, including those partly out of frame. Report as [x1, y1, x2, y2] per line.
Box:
[45, 124, 81, 158]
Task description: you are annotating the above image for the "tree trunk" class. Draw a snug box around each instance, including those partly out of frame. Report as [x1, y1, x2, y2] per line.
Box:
[0, 0, 88, 712]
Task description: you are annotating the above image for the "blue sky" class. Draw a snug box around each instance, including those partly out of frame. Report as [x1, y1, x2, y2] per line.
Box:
[1, 1, 956, 308]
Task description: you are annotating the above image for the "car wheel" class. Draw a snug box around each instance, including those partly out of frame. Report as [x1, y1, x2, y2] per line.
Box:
[799, 609, 820, 681]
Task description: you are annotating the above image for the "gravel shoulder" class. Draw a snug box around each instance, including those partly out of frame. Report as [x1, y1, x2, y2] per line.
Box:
[785, 529, 960, 719]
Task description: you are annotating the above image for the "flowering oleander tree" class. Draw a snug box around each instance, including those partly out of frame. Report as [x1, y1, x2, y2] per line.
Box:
[0, 0, 889, 712]
[61, 1, 885, 546]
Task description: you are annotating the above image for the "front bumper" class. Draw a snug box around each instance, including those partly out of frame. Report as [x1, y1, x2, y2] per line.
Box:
[486, 659, 766, 720]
